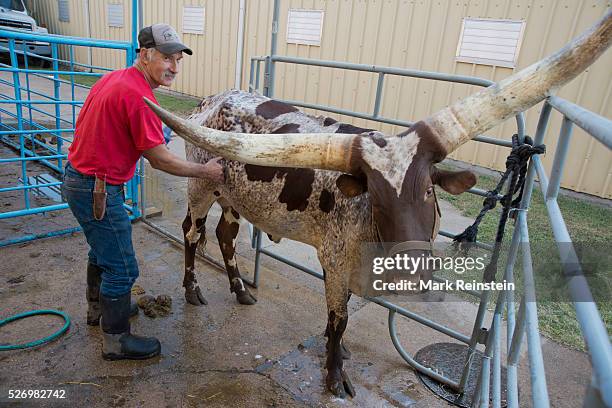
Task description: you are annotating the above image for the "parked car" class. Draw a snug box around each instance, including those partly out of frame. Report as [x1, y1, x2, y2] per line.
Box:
[0, 0, 51, 63]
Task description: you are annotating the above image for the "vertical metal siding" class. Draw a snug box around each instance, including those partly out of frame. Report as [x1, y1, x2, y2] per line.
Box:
[26, 0, 89, 63]
[27, 0, 612, 198]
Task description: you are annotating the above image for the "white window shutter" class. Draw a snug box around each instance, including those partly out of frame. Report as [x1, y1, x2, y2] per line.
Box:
[107, 3, 124, 28]
[58, 0, 70, 22]
[287, 9, 324, 46]
[183, 6, 205, 35]
[456, 18, 525, 68]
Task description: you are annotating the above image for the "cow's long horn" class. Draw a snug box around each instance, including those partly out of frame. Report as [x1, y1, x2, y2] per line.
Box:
[425, 10, 612, 154]
[144, 98, 357, 172]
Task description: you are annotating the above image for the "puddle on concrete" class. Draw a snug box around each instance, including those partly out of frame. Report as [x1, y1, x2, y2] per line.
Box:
[379, 376, 422, 407]
[260, 335, 325, 405]
[257, 334, 421, 407]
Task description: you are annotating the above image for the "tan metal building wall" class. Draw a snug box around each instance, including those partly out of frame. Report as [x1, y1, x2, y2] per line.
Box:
[27, 0, 133, 70]
[141, 0, 242, 98]
[25, 0, 89, 63]
[27, 0, 612, 198]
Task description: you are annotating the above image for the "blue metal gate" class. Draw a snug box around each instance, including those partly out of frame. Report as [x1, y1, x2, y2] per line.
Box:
[0, 1, 140, 247]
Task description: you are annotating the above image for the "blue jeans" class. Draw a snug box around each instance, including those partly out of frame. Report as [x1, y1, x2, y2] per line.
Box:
[61, 163, 139, 297]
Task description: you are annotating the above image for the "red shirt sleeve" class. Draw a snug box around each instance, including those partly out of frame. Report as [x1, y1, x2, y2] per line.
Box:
[128, 105, 166, 151]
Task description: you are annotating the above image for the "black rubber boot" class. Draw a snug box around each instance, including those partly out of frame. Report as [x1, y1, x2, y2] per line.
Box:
[86, 263, 102, 326]
[87, 263, 138, 326]
[100, 293, 161, 361]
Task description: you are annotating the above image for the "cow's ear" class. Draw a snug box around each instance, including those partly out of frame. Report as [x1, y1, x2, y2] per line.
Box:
[336, 174, 367, 197]
[431, 167, 476, 195]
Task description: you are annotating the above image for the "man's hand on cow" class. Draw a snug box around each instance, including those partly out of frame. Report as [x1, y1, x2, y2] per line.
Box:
[202, 157, 225, 183]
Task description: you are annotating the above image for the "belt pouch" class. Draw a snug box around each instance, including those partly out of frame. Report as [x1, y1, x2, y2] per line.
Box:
[93, 176, 107, 221]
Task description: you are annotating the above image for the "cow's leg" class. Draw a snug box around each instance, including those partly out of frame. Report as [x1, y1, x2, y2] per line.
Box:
[182, 195, 216, 306]
[324, 275, 355, 398]
[215, 206, 257, 305]
[324, 285, 352, 360]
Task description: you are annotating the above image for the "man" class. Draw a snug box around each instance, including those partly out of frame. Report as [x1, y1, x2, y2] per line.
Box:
[62, 24, 223, 361]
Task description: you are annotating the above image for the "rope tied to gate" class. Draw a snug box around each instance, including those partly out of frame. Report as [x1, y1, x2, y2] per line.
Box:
[453, 134, 545, 282]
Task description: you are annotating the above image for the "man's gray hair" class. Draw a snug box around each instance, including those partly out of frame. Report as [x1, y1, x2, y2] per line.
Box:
[135, 48, 156, 64]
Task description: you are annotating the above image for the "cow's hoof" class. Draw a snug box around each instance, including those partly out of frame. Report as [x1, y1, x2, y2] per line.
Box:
[185, 286, 208, 305]
[231, 279, 257, 305]
[236, 289, 257, 305]
[326, 370, 355, 398]
[340, 342, 352, 360]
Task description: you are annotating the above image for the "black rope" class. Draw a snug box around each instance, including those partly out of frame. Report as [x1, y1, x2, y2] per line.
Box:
[453, 134, 545, 282]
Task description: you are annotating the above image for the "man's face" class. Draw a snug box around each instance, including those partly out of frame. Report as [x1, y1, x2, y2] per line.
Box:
[142, 48, 183, 87]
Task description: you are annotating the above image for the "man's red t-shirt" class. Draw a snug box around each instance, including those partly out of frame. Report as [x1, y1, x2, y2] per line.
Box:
[68, 67, 165, 185]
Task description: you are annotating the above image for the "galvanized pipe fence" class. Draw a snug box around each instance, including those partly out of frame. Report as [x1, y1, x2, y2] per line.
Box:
[246, 54, 612, 407]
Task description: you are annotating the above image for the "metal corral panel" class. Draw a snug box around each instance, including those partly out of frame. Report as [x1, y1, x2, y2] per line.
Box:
[27, 0, 612, 198]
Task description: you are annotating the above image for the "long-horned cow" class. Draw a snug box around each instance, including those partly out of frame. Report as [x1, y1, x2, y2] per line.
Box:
[145, 12, 611, 398]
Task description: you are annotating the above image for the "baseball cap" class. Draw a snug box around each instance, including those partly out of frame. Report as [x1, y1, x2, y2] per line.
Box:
[137, 24, 193, 56]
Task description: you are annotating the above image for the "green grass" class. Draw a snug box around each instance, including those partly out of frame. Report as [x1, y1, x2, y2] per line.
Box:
[153, 91, 200, 116]
[438, 166, 611, 351]
[58, 71, 99, 87]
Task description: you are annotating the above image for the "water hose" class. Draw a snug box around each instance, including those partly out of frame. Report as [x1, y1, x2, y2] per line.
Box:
[0, 310, 70, 350]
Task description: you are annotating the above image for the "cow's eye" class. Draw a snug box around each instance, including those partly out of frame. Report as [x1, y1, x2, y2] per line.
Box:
[425, 186, 434, 200]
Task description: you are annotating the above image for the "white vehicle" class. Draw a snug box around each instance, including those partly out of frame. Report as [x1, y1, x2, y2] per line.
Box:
[0, 0, 51, 61]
